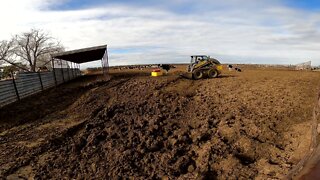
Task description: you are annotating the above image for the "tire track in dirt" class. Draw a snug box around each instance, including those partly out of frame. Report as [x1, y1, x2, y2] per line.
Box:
[3, 120, 87, 177]
[154, 76, 184, 90]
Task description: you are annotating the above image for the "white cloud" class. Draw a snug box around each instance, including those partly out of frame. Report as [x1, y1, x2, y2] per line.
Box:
[0, 0, 320, 67]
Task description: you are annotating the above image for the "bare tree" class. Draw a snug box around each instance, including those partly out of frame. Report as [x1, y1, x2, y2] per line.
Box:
[0, 40, 29, 71]
[0, 40, 13, 63]
[13, 29, 64, 72]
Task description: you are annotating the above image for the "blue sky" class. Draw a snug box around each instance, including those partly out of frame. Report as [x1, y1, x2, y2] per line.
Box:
[55, 0, 320, 12]
[54, 0, 195, 11]
[284, 0, 320, 10]
[0, 0, 320, 68]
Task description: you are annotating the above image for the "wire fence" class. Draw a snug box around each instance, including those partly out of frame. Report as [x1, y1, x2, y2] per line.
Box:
[0, 68, 81, 108]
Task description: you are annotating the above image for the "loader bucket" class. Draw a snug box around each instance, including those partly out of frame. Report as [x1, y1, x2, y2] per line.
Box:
[180, 72, 193, 79]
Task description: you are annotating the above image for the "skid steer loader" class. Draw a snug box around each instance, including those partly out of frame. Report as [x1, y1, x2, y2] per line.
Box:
[181, 55, 223, 80]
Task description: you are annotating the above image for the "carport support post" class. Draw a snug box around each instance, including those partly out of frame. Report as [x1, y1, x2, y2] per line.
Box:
[75, 63, 77, 77]
[101, 58, 105, 77]
[75, 63, 78, 77]
[60, 59, 65, 82]
[52, 58, 57, 86]
[75, 63, 77, 76]
[71, 62, 74, 79]
[106, 46, 109, 75]
[73, 62, 76, 78]
[66, 61, 70, 81]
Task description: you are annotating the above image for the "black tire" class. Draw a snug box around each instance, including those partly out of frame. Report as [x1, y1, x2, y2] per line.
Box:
[208, 69, 218, 78]
[192, 69, 203, 80]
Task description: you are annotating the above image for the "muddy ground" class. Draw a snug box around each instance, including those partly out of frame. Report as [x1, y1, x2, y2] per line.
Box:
[0, 66, 320, 179]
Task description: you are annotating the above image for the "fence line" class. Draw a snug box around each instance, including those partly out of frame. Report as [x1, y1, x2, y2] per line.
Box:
[0, 68, 81, 108]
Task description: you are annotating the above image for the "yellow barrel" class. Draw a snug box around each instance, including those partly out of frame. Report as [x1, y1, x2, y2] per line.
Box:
[151, 71, 163, 77]
[217, 65, 223, 70]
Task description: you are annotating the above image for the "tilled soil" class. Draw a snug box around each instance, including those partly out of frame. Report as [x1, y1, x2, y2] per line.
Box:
[0, 68, 319, 179]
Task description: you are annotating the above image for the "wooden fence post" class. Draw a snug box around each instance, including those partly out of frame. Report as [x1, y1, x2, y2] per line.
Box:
[11, 71, 20, 101]
[37, 72, 44, 91]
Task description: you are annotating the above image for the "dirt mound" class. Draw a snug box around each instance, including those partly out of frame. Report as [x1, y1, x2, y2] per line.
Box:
[1, 69, 319, 179]
[0, 75, 103, 132]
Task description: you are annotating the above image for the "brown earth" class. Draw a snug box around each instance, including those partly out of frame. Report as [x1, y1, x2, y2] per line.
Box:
[0, 66, 320, 179]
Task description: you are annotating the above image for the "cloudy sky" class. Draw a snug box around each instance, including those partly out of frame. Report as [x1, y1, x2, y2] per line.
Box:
[0, 0, 320, 67]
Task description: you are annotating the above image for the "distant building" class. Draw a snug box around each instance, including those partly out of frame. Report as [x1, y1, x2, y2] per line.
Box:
[295, 61, 311, 70]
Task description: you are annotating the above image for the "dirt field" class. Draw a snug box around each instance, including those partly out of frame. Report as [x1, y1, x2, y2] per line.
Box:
[0, 65, 320, 179]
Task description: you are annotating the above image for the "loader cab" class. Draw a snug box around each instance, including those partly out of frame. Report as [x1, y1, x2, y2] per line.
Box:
[191, 55, 209, 64]
[188, 55, 210, 72]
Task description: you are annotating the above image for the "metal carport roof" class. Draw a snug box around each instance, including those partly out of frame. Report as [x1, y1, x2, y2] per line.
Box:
[51, 45, 107, 63]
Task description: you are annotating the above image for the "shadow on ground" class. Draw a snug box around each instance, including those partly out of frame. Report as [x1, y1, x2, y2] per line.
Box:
[0, 75, 101, 132]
